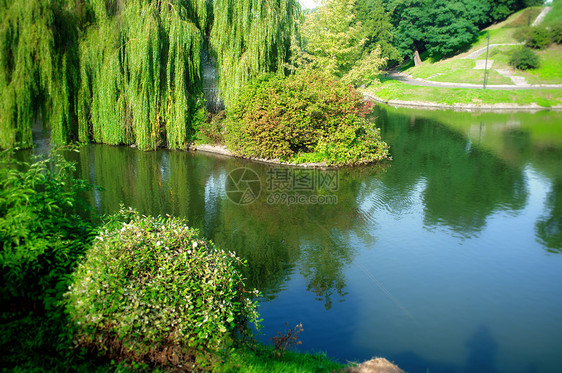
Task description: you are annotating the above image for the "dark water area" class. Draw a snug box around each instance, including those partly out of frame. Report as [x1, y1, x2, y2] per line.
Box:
[29, 106, 562, 372]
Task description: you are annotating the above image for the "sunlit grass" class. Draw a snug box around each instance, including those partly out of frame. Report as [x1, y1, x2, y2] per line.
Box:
[367, 80, 562, 107]
[215, 345, 344, 373]
[543, 0, 562, 28]
[523, 45, 562, 84]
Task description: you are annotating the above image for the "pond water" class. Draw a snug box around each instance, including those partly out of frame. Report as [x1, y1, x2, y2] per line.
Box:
[64, 106, 562, 372]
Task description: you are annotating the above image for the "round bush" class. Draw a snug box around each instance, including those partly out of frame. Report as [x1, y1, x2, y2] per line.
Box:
[225, 72, 389, 166]
[65, 209, 259, 369]
[551, 23, 562, 44]
[526, 26, 551, 49]
[509, 47, 540, 70]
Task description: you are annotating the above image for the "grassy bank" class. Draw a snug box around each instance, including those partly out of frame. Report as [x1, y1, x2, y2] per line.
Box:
[366, 80, 562, 108]
[1, 311, 344, 372]
[387, 4, 562, 97]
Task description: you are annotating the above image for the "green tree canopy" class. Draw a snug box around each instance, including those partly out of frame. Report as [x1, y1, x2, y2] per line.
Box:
[301, 0, 387, 86]
[355, 0, 401, 64]
[386, 0, 541, 62]
[1, 0, 302, 150]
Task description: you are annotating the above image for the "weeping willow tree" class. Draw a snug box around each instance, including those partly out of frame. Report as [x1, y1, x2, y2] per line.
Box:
[0, 0, 79, 149]
[211, 0, 301, 107]
[1, 0, 302, 150]
[77, 0, 207, 150]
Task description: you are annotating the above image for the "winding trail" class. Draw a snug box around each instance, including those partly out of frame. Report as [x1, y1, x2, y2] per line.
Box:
[386, 7, 562, 90]
[462, 43, 522, 59]
[386, 70, 562, 90]
[532, 6, 552, 26]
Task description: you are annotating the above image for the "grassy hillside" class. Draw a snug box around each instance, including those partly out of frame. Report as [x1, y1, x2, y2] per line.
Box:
[543, 0, 562, 28]
[397, 5, 562, 86]
[368, 80, 562, 107]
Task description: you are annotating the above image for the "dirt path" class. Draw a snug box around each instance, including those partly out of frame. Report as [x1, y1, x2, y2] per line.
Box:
[462, 43, 522, 59]
[386, 70, 562, 90]
[388, 7, 562, 90]
[533, 6, 552, 26]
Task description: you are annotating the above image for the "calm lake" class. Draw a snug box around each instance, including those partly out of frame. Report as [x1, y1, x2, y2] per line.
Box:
[60, 105, 562, 372]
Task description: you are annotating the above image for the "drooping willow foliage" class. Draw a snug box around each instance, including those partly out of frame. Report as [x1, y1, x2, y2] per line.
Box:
[211, 0, 301, 107]
[0, 0, 301, 150]
[78, 0, 208, 150]
[0, 0, 79, 148]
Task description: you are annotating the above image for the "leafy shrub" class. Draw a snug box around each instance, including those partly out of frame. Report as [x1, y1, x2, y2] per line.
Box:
[0, 150, 94, 309]
[66, 209, 260, 370]
[551, 23, 562, 44]
[197, 111, 226, 145]
[271, 323, 303, 357]
[509, 46, 541, 70]
[526, 26, 551, 49]
[225, 73, 389, 166]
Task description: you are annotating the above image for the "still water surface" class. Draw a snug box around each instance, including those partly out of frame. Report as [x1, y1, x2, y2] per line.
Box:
[65, 106, 562, 372]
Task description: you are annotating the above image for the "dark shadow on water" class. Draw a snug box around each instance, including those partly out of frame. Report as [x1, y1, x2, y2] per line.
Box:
[389, 351, 461, 373]
[464, 325, 498, 373]
[387, 325, 500, 373]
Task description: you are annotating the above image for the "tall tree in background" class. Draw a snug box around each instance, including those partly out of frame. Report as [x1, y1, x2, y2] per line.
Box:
[386, 0, 541, 64]
[388, 0, 429, 65]
[355, 0, 401, 64]
[424, 0, 489, 56]
[302, 0, 387, 86]
[389, 0, 488, 63]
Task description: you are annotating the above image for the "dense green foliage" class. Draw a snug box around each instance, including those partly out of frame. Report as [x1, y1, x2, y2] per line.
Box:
[211, 0, 301, 108]
[301, 0, 388, 86]
[388, 0, 488, 58]
[0, 0, 79, 149]
[526, 26, 553, 49]
[0, 150, 94, 308]
[386, 0, 543, 60]
[77, 0, 208, 151]
[355, 0, 401, 64]
[509, 46, 540, 70]
[66, 209, 260, 369]
[0, 150, 104, 371]
[1, 0, 301, 150]
[225, 73, 390, 165]
[551, 23, 562, 44]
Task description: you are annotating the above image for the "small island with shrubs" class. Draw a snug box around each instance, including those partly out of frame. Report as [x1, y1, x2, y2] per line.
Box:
[199, 72, 390, 166]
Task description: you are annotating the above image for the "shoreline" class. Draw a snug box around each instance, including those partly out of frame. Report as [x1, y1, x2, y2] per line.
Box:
[190, 143, 333, 168]
[363, 92, 562, 112]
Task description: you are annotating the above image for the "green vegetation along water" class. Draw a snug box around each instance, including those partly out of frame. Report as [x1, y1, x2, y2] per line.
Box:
[51, 106, 562, 372]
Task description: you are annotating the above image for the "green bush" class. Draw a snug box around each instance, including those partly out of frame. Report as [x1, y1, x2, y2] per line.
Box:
[0, 150, 94, 309]
[551, 23, 562, 44]
[509, 46, 541, 70]
[225, 73, 390, 166]
[526, 26, 551, 49]
[65, 209, 260, 370]
[196, 111, 227, 145]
